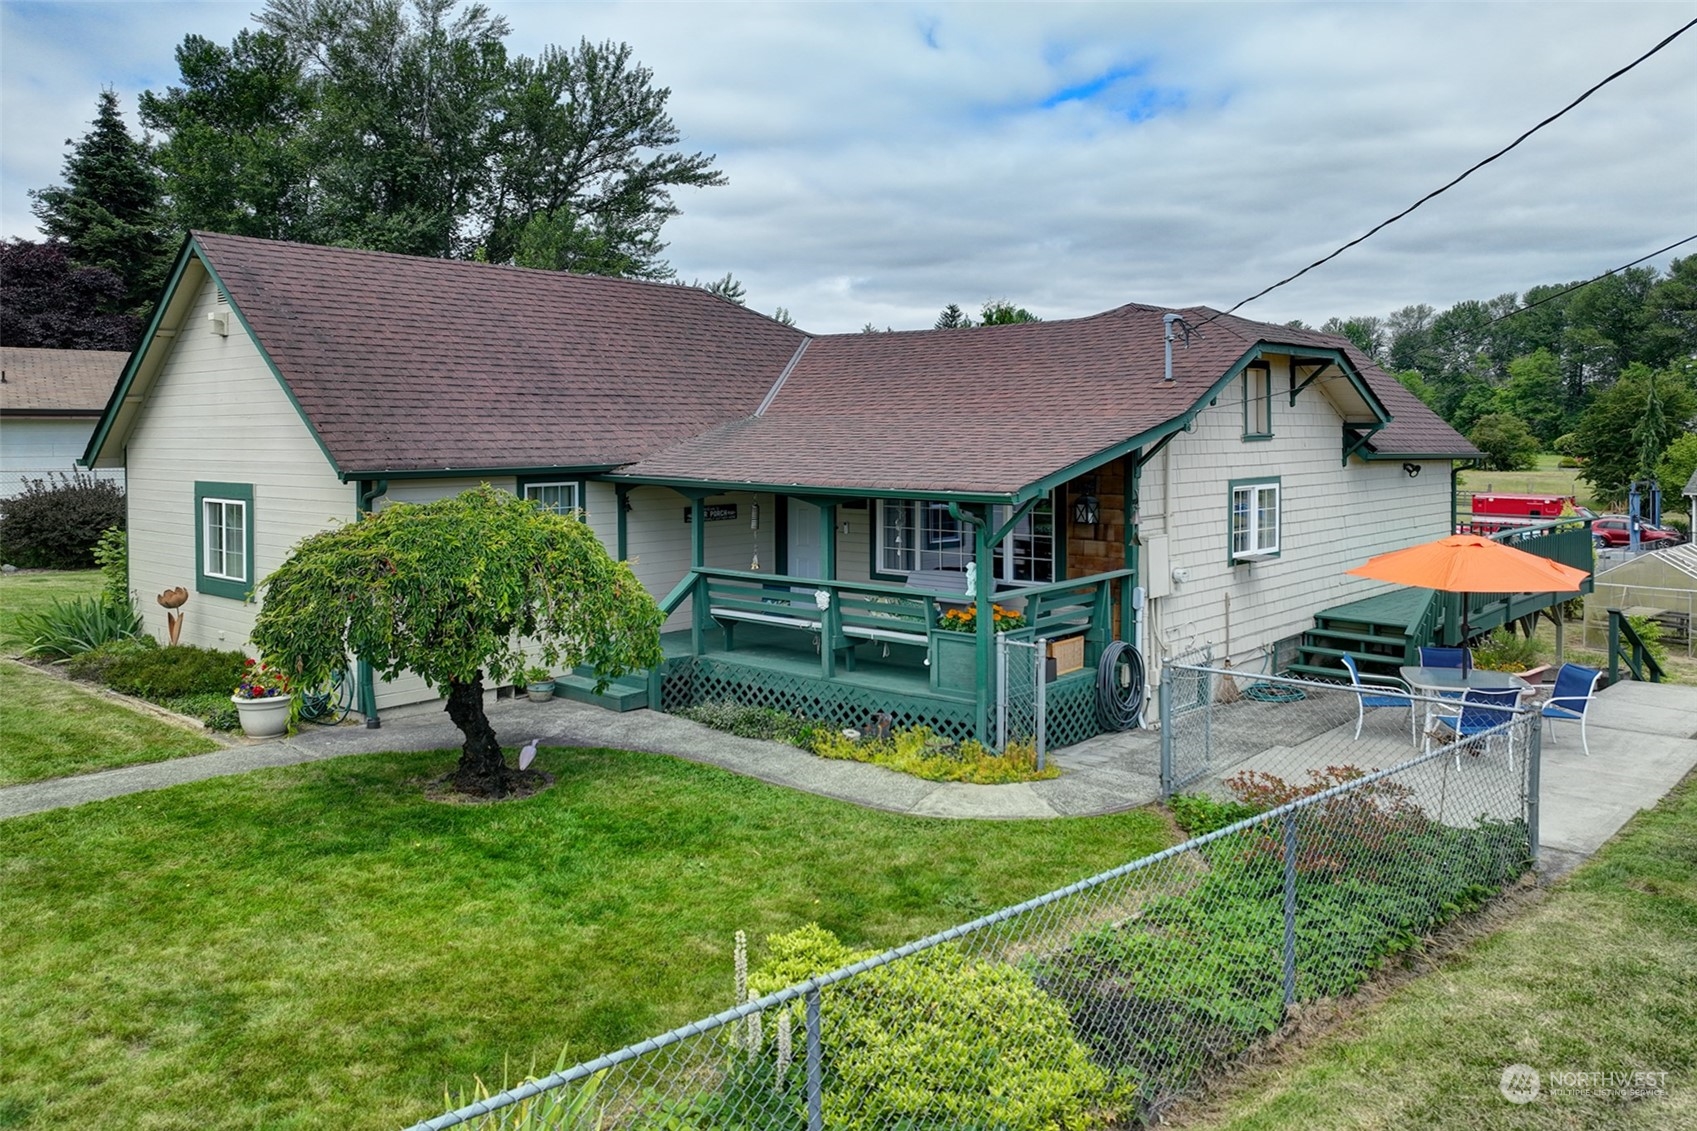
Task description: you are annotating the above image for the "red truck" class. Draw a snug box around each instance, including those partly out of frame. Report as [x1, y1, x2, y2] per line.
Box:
[1463, 493, 1587, 535]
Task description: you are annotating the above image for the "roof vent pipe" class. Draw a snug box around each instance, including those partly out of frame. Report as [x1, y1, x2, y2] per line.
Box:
[1162, 313, 1182, 382]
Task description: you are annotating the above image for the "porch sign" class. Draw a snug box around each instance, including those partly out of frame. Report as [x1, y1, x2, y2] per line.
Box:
[684, 504, 739, 523]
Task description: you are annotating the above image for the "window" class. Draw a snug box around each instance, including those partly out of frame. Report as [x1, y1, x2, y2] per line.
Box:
[1243, 362, 1272, 439]
[1229, 478, 1280, 561]
[876, 498, 1054, 582]
[195, 481, 254, 599]
[522, 480, 582, 517]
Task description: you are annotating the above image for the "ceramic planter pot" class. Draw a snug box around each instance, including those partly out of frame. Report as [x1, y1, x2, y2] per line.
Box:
[232, 694, 290, 738]
[526, 680, 557, 703]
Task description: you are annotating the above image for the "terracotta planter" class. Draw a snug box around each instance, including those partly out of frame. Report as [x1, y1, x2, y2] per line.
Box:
[232, 694, 290, 738]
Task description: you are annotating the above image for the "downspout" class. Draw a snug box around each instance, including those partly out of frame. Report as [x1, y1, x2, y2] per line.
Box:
[354, 479, 388, 728]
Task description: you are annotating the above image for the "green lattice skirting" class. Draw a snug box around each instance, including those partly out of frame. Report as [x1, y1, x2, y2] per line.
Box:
[658, 657, 1104, 750]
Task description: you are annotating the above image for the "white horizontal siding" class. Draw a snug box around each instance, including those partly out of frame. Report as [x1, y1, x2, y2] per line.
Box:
[1136, 356, 1452, 670]
[621, 488, 777, 632]
[0, 418, 123, 496]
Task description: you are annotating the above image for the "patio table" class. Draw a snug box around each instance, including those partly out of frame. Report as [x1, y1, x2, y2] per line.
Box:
[1399, 666, 1531, 742]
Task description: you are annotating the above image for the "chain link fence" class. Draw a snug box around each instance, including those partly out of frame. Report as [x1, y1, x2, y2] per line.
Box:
[995, 633, 1046, 766]
[406, 669, 1538, 1131]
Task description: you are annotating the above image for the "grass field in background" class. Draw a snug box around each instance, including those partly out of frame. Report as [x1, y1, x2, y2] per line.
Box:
[1457, 454, 1601, 510]
[1179, 775, 1697, 1131]
[0, 746, 1176, 1129]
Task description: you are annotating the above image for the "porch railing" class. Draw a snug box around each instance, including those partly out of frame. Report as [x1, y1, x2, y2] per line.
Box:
[1607, 607, 1666, 684]
[669, 566, 1132, 685]
[1435, 517, 1595, 645]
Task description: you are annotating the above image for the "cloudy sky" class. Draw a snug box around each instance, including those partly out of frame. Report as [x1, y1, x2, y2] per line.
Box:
[2, 1, 1693, 333]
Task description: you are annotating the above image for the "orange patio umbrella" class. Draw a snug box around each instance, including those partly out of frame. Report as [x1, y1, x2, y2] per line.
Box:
[1346, 533, 1589, 639]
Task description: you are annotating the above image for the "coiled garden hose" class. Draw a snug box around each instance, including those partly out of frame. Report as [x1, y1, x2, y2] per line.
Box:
[1096, 640, 1145, 731]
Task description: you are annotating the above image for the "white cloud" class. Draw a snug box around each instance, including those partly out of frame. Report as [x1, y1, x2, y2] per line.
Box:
[3, 1, 1693, 332]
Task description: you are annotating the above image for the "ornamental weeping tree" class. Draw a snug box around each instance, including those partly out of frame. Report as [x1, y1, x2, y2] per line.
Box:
[250, 485, 663, 796]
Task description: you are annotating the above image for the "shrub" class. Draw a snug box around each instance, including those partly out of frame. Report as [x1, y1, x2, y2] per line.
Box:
[0, 471, 125, 569]
[161, 692, 241, 732]
[811, 725, 1058, 784]
[733, 924, 1122, 1131]
[1471, 627, 1544, 673]
[97, 644, 248, 700]
[92, 526, 129, 610]
[17, 596, 143, 658]
[1168, 792, 1264, 837]
[64, 635, 157, 682]
[1625, 614, 1671, 671]
[679, 700, 816, 744]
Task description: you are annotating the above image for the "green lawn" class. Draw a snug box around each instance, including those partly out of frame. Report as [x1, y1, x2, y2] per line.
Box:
[0, 569, 102, 653]
[1457, 453, 1600, 510]
[1178, 775, 1697, 1130]
[0, 746, 1175, 1129]
[0, 571, 221, 784]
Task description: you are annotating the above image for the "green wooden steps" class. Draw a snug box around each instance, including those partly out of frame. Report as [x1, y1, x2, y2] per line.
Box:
[551, 666, 651, 712]
[1289, 588, 1437, 682]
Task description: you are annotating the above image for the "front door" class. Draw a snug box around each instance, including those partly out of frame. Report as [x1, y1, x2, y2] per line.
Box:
[787, 497, 821, 579]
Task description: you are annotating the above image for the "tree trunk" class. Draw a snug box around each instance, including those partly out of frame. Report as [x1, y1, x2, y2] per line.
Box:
[445, 673, 510, 796]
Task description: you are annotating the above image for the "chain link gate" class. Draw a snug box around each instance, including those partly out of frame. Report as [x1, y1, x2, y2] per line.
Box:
[995, 634, 1047, 768]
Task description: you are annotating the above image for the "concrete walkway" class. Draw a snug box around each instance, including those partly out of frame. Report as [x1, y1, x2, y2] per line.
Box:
[3, 681, 1693, 872]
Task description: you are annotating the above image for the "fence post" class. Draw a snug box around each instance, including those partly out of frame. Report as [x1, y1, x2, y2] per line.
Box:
[1035, 637, 1048, 771]
[1282, 811, 1298, 1008]
[1158, 664, 1174, 798]
[1526, 713, 1542, 869]
[996, 633, 1008, 750]
[805, 987, 823, 1131]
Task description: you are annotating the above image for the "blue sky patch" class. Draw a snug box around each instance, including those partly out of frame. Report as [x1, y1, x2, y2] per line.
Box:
[1038, 60, 1187, 122]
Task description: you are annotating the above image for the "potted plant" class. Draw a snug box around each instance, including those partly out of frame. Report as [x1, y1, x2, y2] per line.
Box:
[232, 658, 292, 738]
[930, 604, 1030, 692]
[524, 665, 557, 703]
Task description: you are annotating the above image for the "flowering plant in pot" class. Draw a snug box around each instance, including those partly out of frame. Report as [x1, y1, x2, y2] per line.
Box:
[523, 665, 557, 702]
[232, 659, 293, 737]
[936, 603, 1027, 634]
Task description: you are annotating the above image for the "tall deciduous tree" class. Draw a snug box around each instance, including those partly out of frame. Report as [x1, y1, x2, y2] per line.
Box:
[250, 486, 663, 797]
[0, 239, 139, 350]
[1467, 413, 1541, 472]
[29, 90, 169, 316]
[1573, 364, 1697, 502]
[979, 300, 1040, 325]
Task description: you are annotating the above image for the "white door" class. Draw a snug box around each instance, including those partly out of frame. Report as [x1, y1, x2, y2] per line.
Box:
[788, 497, 821, 579]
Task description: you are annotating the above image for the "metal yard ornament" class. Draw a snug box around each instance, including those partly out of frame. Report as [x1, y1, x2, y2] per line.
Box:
[519, 739, 538, 771]
[157, 587, 188, 645]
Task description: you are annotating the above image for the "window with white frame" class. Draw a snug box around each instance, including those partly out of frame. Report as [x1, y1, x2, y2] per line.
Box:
[524, 480, 581, 516]
[876, 497, 1054, 582]
[203, 497, 247, 579]
[1229, 479, 1280, 560]
[1243, 362, 1272, 438]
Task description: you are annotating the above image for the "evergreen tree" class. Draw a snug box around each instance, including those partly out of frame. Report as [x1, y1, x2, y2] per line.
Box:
[29, 90, 169, 316]
[934, 303, 971, 329]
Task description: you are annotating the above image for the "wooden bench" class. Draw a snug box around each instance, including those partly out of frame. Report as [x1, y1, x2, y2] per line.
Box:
[709, 587, 825, 650]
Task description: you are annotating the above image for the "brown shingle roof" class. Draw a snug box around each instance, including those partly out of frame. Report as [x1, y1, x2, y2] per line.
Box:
[192, 231, 808, 474]
[619, 306, 1477, 495]
[0, 347, 129, 415]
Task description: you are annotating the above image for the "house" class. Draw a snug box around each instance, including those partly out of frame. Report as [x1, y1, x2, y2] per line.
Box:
[1, 346, 128, 497]
[85, 231, 1493, 742]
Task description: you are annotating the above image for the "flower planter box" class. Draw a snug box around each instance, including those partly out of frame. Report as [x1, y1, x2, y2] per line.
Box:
[929, 627, 1037, 693]
[232, 694, 290, 738]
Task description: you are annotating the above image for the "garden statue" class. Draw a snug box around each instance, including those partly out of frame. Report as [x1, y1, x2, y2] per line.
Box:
[157, 586, 188, 645]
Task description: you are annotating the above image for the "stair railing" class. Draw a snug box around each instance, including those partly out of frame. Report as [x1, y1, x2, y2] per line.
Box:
[1607, 607, 1665, 684]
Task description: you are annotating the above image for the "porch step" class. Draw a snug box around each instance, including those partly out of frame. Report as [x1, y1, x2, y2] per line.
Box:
[1294, 588, 1437, 682]
[552, 668, 650, 712]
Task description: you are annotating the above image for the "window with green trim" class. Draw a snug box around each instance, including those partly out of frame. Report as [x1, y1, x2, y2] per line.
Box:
[195, 482, 254, 599]
[1243, 362, 1272, 439]
[521, 479, 583, 517]
[1229, 478, 1280, 561]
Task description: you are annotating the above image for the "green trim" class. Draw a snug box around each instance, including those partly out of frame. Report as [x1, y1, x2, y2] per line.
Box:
[1226, 475, 1281, 565]
[606, 472, 1016, 506]
[1242, 361, 1273, 440]
[353, 481, 384, 727]
[194, 481, 255, 600]
[517, 474, 588, 518]
[774, 494, 790, 575]
[83, 236, 201, 467]
[615, 485, 632, 560]
[1357, 450, 1476, 462]
[194, 249, 344, 478]
[1341, 422, 1388, 465]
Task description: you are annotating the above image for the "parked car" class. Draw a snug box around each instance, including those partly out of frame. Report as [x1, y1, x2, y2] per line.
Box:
[1590, 515, 1685, 548]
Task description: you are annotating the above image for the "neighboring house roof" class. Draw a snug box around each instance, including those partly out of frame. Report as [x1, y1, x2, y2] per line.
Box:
[87, 231, 1477, 494]
[620, 307, 1477, 496]
[0, 347, 129, 417]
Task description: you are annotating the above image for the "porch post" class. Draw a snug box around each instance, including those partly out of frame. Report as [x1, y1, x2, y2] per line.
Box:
[819, 501, 839, 677]
[1122, 452, 1140, 643]
[973, 505, 994, 744]
[615, 484, 632, 561]
[689, 495, 707, 655]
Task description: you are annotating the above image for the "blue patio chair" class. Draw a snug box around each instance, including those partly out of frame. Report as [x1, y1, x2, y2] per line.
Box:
[1539, 662, 1603, 757]
[1428, 686, 1523, 770]
[1340, 653, 1416, 745]
[1418, 645, 1473, 673]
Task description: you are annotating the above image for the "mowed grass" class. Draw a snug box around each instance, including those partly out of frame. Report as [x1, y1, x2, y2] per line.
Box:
[0, 569, 102, 652]
[0, 745, 1175, 1129]
[0, 661, 219, 786]
[1457, 454, 1601, 509]
[1179, 775, 1697, 1131]
[0, 571, 220, 784]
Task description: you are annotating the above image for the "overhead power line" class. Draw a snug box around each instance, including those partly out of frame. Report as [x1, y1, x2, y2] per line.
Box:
[1485, 234, 1697, 326]
[1210, 14, 1697, 323]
